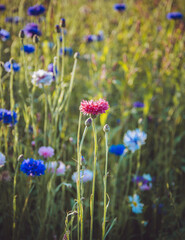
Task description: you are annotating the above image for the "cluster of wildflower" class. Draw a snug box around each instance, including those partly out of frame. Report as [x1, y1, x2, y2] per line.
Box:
[128, 194, 144, 214]
[5, 16, 21, 24]
[31, 70, 53, 88]
[20, 158, 46, 176]
[0, 29, 10, 41]
[80, 99, 109, 117]
[27, 4, 45, 16]
[46, 161, 66, 176]
[109, 144, 125, 156]
[4, 61, 20, 72]
[133, 174, 153, 191]
[60, 47, 73, 56]
[38, 146, 54, 159]
[0, 152, 6, 168]
[123, 129, 147, 153]
[23, 23, 42, 38]
[72, 169, 93, 183]
[0, 109, 17, 125]
[84, 31, 104, 43]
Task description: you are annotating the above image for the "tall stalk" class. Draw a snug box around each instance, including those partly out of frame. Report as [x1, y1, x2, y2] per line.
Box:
[90, 118, 98, 240]
[102, 124, 110, 240]
[43, 86, 48, 145]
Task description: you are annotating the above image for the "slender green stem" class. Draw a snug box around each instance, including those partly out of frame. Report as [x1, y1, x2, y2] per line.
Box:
[61, 28, 65, 83]
[90, 119, 97, 240]
[125, 153, 133, 198]
[76, 112, 82, 240]
[56, 33, 60, 85]
[10, 67, 14, 111]
[102, 131, 109, 240]
[43, 86, 48, 145]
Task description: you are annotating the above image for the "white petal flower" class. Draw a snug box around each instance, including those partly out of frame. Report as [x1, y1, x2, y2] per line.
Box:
[0, 152, 6, 168]
[31, 69, 53, 88]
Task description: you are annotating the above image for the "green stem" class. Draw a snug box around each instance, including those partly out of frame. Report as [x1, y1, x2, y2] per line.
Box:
[10, 67, 14, 111]
[61, 28, 65, 83]
[43, 86, 48, 145]
[102, 131, 109, 240]
[90, 119, 97, 240]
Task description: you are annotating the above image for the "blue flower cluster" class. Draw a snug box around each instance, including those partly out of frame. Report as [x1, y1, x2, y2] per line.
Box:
[167, 12, 183, 20]
[20, 158, 46, 176]
[60, 47, 73, 56]
[22, 44, 35, 54]
[27, 4, 45, 16]
[84, 31, 104, 43]
[109, 144, 125, 156]
[0, 109, 17, 125]
[114, 4, 126, 12]
[24, 23, 42, 38]
[4, 61, 20, 72]
[0, 29, 10, 41]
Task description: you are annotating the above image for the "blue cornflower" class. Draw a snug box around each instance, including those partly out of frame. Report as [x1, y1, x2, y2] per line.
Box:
[22, 44, 35, 54]
[133, 102, 144, 108]
[114, 3, 126, 12]
[123, 129, 147, 153]
[0, 29, 10, 41]
[48, 63, 58, 75]
[5, 16, 20, 24]
[27, 4, 45, 16]
[109, 144, 125, 156]
[4, 61, 20, 72]
[24, 23, 42, 38]
[167, 12, 183, 20]
[20, 158, 46, 176]
[0, 5, 6, 11]
[128, 194, 144, 214]
[60, 47, 73, 56]
[0, 109, 17, 125]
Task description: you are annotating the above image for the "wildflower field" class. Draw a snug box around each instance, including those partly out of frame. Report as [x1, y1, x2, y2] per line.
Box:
[0, 0, 185, 239]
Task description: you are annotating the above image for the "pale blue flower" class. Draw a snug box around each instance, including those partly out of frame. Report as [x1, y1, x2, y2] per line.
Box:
[128, 194, 144, 214]
[123, 128, 147, 152]
[143, 173, 152, 182]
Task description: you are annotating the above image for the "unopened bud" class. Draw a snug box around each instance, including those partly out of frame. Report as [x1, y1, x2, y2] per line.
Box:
[55, 24, 60, 33]
[85, 118, 92, 127]
[19, 29, 25, 38]
[18, 154, 24, 161]
[74, 52, 80, 59]
[33, 35, 39, 44]
[103, 124, 110, 132]
[60, 18, 66, 28]
[10, 58, 15, 64]
[138, 118, 143, 125]
[0, 61, 4, 68]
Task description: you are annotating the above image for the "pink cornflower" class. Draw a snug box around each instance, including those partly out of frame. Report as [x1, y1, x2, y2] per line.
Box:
[38, 146, 54, 159]
[79, 98, 109, 116]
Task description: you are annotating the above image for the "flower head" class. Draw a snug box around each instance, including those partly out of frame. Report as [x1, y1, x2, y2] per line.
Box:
[38, 146, 54, 158]
[24, 23, 42, 38]
[80, 99, 109, 116]
[20, 158, 46, 176]
[60, 47, 73, 56]
[133, 102, 144, 108]
[84, 31, 104, 43]
[46, 161, 66, 175]
[72, 169, 93, 183]
[167, 12, 183, 20]
[114, 4, 126, 12]
[27, 4, 45, 16]
[0, 29, 10, 41]
[48, 63, 58, 76]
[22, 44, 35, 54]
[128, 194, 144, 214]
[0, 109, 18, 125]
[0, 5, 6, 11]
[109, 144, 125, 156]
[123, 129, 147, 153]
[4, 61, 20, 72]
[133, 174, 152, 191]
[31, 70, 53, 88]
[5, 16, 21, 24]
[0, 152, 6, 168]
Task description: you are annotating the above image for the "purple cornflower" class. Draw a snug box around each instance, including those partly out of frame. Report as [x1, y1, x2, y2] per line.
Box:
[0, 29, 10, 41]
[114, 4, 126, 12]
[4, 61, 20, 72]
[133, 174, 152, 191]
[27, 4, 45, 16]
[167, 12, 183, 20]
[20, 158, 46, 176]
[133, 102, 144, 108]
[24, 23, 42, 38]
[0, 5, 6, 11]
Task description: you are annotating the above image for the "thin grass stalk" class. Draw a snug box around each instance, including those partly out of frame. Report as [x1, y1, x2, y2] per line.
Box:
[56, 33, 60, 85]
[43, 86, 48, 145]
[10, 65, 14, 111]
[61, 28, 65, 83]
[76, 112, 82, 240]
[90, 119, 97, 240]
[102, 130, 109, 240]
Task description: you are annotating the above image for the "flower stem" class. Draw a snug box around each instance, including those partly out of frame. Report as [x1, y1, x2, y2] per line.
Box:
[43, 86, 48, 145]
[61, 28, 65, 83]
[90, 119, 97, 240]
[102, 131, 109, 240]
